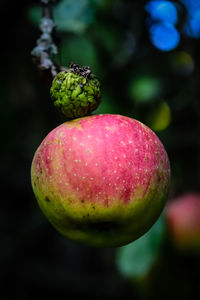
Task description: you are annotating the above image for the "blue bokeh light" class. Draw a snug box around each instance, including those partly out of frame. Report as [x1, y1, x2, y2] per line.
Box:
[181, 0, 200, 38]
[145, 0, 200, 47]
[181, 0, 200, 11]
[185, 9, 200, 38]
[149, 22, 180, 51]
[145, 0, 178, 25]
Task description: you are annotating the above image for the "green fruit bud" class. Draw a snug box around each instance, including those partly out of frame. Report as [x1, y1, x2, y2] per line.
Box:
[50, 63, 102, 119]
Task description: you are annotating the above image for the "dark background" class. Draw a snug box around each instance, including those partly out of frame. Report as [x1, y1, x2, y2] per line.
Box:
[1, 1, 200, 299]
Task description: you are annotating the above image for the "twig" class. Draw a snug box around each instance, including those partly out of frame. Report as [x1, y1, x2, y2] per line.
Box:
[31, 0, 58, 78]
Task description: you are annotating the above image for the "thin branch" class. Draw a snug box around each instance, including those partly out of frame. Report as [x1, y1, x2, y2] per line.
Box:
[31, 0, 59, 78]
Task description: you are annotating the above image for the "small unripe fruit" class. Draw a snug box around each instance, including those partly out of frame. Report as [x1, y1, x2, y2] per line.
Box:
[50, 63, 101, 119]
[31, 114, 170, 247]
[166, 193, 200, 253]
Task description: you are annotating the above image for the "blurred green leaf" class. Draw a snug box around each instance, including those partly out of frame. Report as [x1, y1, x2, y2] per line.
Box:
[94, 26, 135, 67]
[116, 215, 165, 279]
[54, 0, 94, 33]
[129, 76, 162, 104]
[27, 5, 42, 25]
[148, 101, 171, 132]
[170, 51, 194, 76]
[59, 36, 100, 74]
[95, 93, 121, 114]
[95, 25, 121, 55]
[28, 0, 98, 34]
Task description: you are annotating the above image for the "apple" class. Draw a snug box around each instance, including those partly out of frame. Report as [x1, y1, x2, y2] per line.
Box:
[31, 114, 170, 247]
[166, 193, 200, 253]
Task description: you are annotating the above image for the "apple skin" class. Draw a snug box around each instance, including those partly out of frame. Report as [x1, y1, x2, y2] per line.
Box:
[166, 193, 200, 253]
[31, 114, 170, 247]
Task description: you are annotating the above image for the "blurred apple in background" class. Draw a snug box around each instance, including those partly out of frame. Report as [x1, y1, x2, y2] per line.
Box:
[166, 193, 200, 254]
